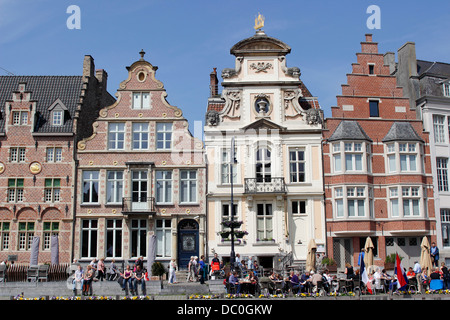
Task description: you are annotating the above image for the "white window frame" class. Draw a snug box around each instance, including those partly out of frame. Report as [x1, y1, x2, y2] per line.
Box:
[156, 219, 172, 258]
[221, 148, 238, 184]
[12, 111, 28, 125]
[106, 219, 123, 258]
[132, 122, 149, 150]
[44, 178, 61, 203]
[155, 170, 172, 204]
[433, 114, 446, 143]
[443, 83, 450, 97]
[82, 171, 99, 204]
[289, 148, 306, 183]
[108, 122, 125, 150]
[106, 171, 123, 204]
[332, 141, 369, 173]
[18, 221, 35, 251]
[291, 200, 307, 215]
[156, 123, 172, 150]
[256, 203, 273, 241]
[389, 186, 424, 218]
[52, 110, 63, 126]
[333, 185, 370, 219]
[180, 170, 197, 204]
[437, 158, 449, 192]
[132, 92, 151, 110]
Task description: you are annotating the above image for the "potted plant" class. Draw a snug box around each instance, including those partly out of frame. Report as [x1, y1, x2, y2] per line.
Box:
[151, 261, 166, 289]
[322, 257, 337, 272]
[384, 253, 401, 271]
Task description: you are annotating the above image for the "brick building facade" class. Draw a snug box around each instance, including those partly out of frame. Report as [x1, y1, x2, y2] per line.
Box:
[75, 51, 206, 269]
[0, 55, 114, 265]
[323, 35, 435, 269]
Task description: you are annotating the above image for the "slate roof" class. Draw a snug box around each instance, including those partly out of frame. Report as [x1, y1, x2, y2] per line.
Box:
[327, 120, 372, 142]
[0, 76, 84, 134]
[382, 122, 424, 143]
[417, 60, 450, 78]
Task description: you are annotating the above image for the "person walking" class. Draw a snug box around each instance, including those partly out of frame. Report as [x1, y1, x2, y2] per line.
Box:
[199, 255, 207, 284]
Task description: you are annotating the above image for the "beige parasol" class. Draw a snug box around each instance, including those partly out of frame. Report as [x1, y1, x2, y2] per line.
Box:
[363, 237, 374, 273]
[420, 236, 433, 277]
[306, 239, 317, 272]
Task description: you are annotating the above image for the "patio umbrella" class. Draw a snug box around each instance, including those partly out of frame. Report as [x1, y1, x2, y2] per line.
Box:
[420, 236, 433, 277]
[50, 235, 59, 265]
[306, 239, 317, 272]
[30, 236, 40, 266]
[147, 234, 157, 275]
[363, 237, 374, 273]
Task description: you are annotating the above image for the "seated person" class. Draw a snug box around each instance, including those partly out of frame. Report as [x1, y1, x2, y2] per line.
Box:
[228, 271, 241, 294]
[406, 267, 416, 280]
[308, 271, 324, 293]
[289, 271, 300, 293]
[300, 271, 311, 293]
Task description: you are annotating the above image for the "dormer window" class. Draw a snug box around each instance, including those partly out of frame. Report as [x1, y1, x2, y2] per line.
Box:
[133, 92, 150, 109]
[48, 99, 68, 127]
[443, 83, 450, 97]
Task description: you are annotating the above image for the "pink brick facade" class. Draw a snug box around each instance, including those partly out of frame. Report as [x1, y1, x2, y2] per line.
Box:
[74, 52, 206, 269]
[323, 35, 436, 269]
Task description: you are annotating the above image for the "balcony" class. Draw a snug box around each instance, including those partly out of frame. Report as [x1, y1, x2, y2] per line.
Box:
[244, 177, 286, 194]
[122, 197, 156, 215]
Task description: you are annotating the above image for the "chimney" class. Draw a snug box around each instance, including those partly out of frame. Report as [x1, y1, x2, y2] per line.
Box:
[210, 68, 219, 97]
[383, 52, 396, 75]
[95, 69, 108, 93]
[365, 34, 373, 42]
[83, 55, 95, 80]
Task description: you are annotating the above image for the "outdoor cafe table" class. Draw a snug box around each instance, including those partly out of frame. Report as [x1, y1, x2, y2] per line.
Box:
[239, 279, 257, 294]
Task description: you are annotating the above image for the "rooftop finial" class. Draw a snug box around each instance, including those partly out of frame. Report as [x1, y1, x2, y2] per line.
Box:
[254, 13, 265, 31]
[139, 49, 146, 60]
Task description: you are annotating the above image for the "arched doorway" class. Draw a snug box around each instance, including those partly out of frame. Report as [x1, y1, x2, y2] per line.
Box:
[177, 219, 199, 270]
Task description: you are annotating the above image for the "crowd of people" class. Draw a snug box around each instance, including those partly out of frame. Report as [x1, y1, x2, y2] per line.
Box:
[71, 256, 148, 296]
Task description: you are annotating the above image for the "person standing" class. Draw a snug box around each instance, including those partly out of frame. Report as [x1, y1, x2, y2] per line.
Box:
[169, 259, 177, 284]
[97, 258, 105, 281]
[199, 255, 206, 284]
[187, 256, 195, 282]
[430, 242, 440, 267]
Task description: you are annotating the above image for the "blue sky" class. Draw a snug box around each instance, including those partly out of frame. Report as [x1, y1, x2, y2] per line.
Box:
[1, 0, 450, 137]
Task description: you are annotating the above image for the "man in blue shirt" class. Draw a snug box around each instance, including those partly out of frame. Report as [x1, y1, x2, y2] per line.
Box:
[229, 271, 241, 294]
[430, 242, 440, 267]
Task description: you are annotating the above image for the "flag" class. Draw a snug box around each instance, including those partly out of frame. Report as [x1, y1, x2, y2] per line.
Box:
[394, 253, 408, 290]
[360, 258, 372, 294]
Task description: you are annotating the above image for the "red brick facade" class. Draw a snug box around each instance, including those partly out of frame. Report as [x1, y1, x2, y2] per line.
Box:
[323, 35, 435, 269]
[0, 56, 114, 265]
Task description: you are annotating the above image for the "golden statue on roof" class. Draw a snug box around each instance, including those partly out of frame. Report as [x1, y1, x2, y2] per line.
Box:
[254, 13, 265, 30]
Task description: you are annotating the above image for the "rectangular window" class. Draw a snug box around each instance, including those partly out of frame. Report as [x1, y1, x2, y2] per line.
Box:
[52, 110, 63, 126]
[180, 170, 197, 203]
[10, 147, 26, 163]
[433, 115, 446, 143]
[44, 178, 61, 202]
[108, 123, 125, 150]
[156, 171, 172, 204]
[106, 171, 123, 204]
[18, 222, 35, 251]
[82, 171, 99, 203]
[156, 123, 172, 150]
[256, 203, 273, 240]
[368, 64, 374, 75]
[106, 219, 122, 258]
[46, 147, 63, 162]
[132, 123, 149, 150]
[437, 158, 449, 192]
[289, 149, 305, 183]
[221, 148, 238, 184]
[8, 178, 24, 202]
[81, 219, 97, 258]
[402, 187, 420, 216]
[0, 222, 10, 251]
[131, 219, 147, 258]
[399, 143, 417, 172]
[132, 92, 150, 109]
[156, 219, 172, 258]
[390, 187, 399, 217]
[344, 143, 363, 172]
[43, 222, 59, 250]
[347, 187, 365, 217]
[292, 200, 306, 214]
[443, 83, 450, 97]
[12, 111, 28, 125]
[334, 188, 344, 217]
[369, 100, 379, 117]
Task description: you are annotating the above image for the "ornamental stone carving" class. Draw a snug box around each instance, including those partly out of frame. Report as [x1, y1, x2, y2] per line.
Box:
[205, 110, 220, 126]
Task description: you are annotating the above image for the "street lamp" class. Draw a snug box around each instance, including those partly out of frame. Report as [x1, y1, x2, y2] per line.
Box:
[230, 137, 237, 270]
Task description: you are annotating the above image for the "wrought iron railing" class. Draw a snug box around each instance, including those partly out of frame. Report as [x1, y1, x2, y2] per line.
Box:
[244, 177, 286, 194]
[121, 197, 156, 214]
